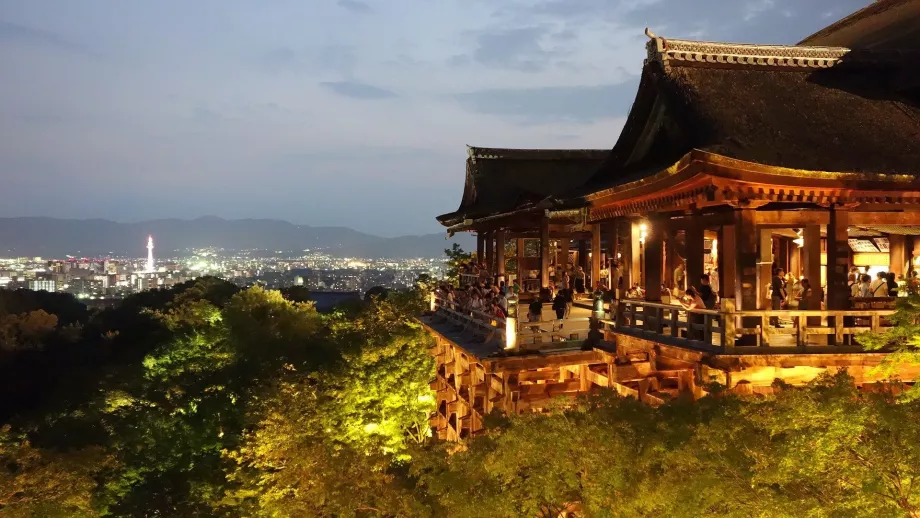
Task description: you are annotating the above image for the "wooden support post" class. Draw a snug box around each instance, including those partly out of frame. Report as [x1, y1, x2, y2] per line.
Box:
[485, 231, 494, 276]
[757, 228, 773, 310]
[890, 234, 907, 277]
[645, 217, 664, 302]
[558, 237, 571, 278]
[477, 232, 485, 263]
[735, 210, 758, 311]
[628, 220, 641, 291]
[591, 224, 601, 292]
[827, 207, 849, 344]
[516, 238, 524, 283]
[578, 239, 588, 273]
[495, 230, 506, 284]
[735, 210, 759, 345]
[686, 223, 704, 293]
[540, 217, 550, 289]
[802, 225, 822, 309]
[608, 222, 619, 292]
[720, 224, 736, 301]
[803, 224, 822, 329]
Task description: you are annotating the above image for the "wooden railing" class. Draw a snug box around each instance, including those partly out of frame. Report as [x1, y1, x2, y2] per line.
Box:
[517, 316, 592, 347]
[433, 295, 505, 341]
[610, 299, 896, 350]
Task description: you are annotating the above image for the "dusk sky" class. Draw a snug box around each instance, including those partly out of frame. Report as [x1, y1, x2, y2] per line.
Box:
[1, 0, 868, 236]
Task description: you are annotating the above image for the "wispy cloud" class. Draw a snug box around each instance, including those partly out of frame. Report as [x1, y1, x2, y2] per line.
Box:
[0, 19, 86, 54]
[337, 0, 371, 13]
[455, 81, 638, 124]
[320, 81, 396, 99]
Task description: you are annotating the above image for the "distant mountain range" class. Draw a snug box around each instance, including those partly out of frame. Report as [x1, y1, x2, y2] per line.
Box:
[0, 217, 473, 259]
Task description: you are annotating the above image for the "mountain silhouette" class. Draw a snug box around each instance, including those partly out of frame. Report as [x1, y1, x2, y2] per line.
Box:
[0, 217, 473, 259]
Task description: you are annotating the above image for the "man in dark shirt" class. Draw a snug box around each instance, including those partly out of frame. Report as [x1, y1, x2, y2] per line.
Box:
[698, 273, 716, 309]
[770, 268, 787, 327]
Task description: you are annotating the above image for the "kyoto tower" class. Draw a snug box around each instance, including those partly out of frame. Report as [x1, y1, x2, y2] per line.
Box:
[146, 235, 155, 272]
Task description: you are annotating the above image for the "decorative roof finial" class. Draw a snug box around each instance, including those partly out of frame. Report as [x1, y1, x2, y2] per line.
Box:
[644, 27, 657, 40]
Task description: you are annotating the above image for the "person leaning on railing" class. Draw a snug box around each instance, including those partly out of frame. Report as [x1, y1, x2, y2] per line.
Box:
[679, 287, 706, 340]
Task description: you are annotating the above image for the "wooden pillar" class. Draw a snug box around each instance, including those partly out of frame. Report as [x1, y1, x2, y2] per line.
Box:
[827, 208, 850, 345]
[577, 240, 588, 272]
[777, 237, 790, 275]
[621, 222, 634, 292]
[734, 210, 759, 345]
[645, 217, 664, 301]
[477, 232, 485, 263]
[557, 237, 570, 272]
[890, 234, 907, 277]
[719, 224, 736, 301]
[495, 230, 506, 283]
[629, 220, 642, 290]
[757, 229, 773, 309]
[802, 225, 822, 309]
[516, 238, 524, 284]
[540, 218, 550, 288]
[485, 231, 494, 275]
[686, 224, 704, 293]
[591, 224, 601, 292]
[608, 222, 619, 291]
[735, 210, 758, 312]
[789, 242, 801, 279]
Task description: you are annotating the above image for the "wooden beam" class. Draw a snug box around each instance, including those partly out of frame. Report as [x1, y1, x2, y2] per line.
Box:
[477, 233, 485, 263]
[508, 231, 592, 240]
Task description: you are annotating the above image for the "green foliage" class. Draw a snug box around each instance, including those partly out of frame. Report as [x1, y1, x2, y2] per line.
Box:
[444, 243, 471, 286]
[7, 274, 920, 517]
[859, 287, 920, 399]
[413, 372, 920, 517]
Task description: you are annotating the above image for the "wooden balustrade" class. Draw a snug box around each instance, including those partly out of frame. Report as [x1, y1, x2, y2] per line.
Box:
[611, 299, 895, 350]
[436, 291, 898, 353]
[433, 295, 505, 341]
[516, 316, 592, 346]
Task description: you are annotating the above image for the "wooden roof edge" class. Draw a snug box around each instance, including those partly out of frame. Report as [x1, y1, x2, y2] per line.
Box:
[582, 149, 920, 211]
[698, 151, 920, 185]
[645, 28, 851, 72]
[466, 146, 610, 162]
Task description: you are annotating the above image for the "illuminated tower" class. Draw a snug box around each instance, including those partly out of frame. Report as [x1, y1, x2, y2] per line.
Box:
[146, 235, 155, 273]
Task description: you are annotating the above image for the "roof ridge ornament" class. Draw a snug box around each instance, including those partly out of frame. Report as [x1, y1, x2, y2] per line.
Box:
[645, 34, 851, 72]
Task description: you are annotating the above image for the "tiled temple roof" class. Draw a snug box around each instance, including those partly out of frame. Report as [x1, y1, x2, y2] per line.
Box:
[575, 32, 920, 196]
[436, 147, 608, 226]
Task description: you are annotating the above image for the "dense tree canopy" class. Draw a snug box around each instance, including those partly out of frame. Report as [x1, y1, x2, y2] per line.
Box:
[2, 276, 920, 516]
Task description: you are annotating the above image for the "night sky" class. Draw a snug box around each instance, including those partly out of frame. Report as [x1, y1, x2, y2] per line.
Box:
[0, 0, 869, 236]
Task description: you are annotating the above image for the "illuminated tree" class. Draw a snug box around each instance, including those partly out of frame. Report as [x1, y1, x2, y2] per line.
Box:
[444, 243, 471, 286]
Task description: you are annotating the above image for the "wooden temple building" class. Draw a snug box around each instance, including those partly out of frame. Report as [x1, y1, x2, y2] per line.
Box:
[422, 0, 920, 441]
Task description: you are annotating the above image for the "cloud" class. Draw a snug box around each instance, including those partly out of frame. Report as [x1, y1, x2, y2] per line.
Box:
[320, 81, 396, 99]
[470, 26, 560, 72]
[454, 81, 638, 124]
[255, 45, 356, 75]
[0, 19, 86, 54]
[336, 0, 371, 13]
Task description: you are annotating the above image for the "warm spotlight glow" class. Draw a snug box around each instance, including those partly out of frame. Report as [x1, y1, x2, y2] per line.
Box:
[505, 316, 517, 350]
